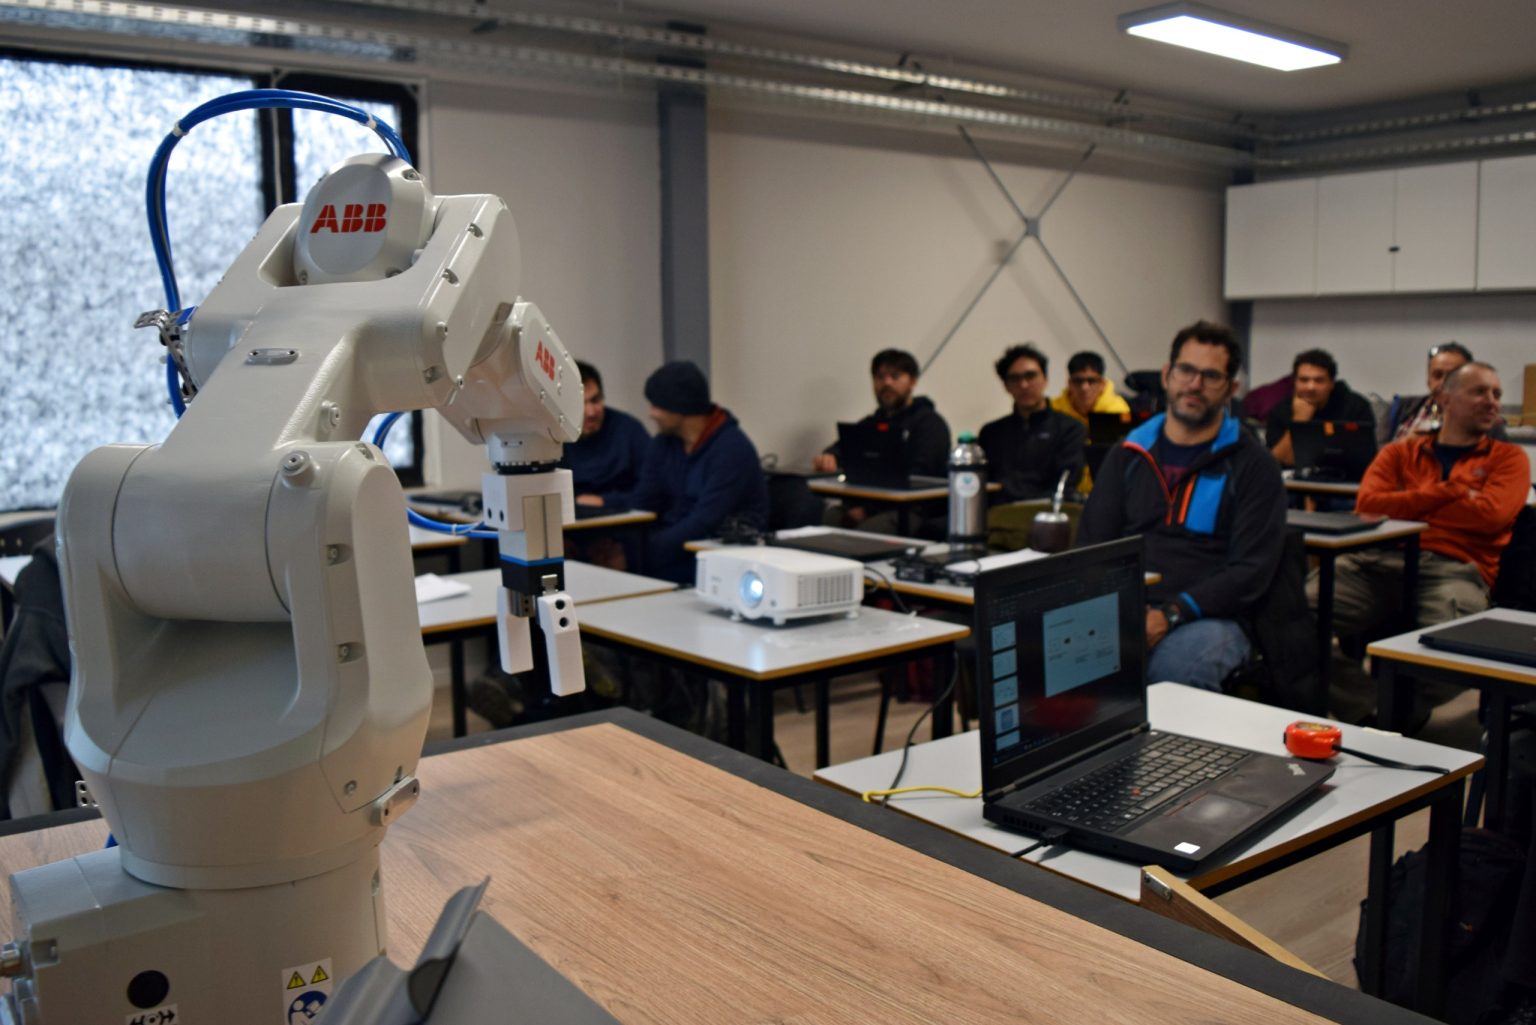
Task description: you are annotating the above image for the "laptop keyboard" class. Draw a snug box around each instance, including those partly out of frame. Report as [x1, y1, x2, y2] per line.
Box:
[1023, 734, 1249, 834]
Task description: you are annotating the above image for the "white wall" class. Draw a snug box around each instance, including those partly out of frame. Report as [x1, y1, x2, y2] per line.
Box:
[422, 81, 664, 486]
[1248, 294, 1536, 404]
[708, 110, 1227, 465]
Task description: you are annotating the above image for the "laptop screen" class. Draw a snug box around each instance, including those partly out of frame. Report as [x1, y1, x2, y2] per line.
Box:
[974, 537, 1147, 798]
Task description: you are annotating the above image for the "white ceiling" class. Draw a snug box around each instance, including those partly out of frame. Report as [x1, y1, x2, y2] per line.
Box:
[625, 0, 1536, 115]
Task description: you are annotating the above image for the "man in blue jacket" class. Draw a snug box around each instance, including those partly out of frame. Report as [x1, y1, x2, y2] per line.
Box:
[565, 361, 651, 497]
[1077, 320, 1284, 691]
[581, 361, 768, 583]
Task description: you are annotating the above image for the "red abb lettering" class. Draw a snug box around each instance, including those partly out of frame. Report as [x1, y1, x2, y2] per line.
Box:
[310, 202, 389, 234]
[534, 341, 556, 381]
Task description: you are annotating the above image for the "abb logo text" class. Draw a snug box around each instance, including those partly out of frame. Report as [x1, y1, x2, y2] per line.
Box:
[310, 203, 387, 234]
[533, 340, 557, 381]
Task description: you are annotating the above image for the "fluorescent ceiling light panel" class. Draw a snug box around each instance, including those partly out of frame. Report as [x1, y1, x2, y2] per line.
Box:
[1119, 3, 1346, 71]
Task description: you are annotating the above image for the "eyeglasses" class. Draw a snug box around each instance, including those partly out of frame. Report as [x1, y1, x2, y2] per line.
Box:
[1169, 363, 1228, 387]
[1068, 375, 1104, 387]
[1005, 370, 1042, 385]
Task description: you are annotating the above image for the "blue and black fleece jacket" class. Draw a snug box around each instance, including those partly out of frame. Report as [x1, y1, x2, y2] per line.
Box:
[1077, 413, 1285, 625]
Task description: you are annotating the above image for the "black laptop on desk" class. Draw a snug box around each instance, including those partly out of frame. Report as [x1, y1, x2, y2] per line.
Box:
[974, 537, 1334, 872]
[1291, 420, 1377, 482]
[836, 421, 946, 490]
[1285, 510, 1386, 535]
[1418, 616, 1536, 669]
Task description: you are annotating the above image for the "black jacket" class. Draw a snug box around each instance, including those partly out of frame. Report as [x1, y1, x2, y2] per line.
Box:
[826, 396, 951, 478]
[1264, 378, 1376, 449]
[1078, 413, 1285, 624]
[977, 406, 1086, 501]
[0, 540, 76, 818]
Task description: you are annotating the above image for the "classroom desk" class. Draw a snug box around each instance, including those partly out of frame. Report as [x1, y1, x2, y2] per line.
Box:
[418, 562, 678, 737]
[1284, 477, 1362, 500]
[577, 589, 969, 768]
[810, 477, 1001, 536]
[1369, 607, 1536, 830]
[0, 710, 1417, 1025]
[1300, 517, 1427, 714]
[815, 683, 1478, 1016]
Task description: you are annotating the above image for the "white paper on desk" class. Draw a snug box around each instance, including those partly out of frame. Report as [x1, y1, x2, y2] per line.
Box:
[415, 573, 472, 604]
[773, 526, 835, 539]
[944, 548, 1051, 575]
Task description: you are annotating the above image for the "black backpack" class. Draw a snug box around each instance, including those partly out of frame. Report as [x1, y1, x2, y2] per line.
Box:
[1357, 826, 1533, 1024]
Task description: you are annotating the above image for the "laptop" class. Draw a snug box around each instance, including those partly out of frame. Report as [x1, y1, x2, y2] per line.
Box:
[836, 421, 946, 490]
[1418, 616, 1536, 669]
[1285, 510, 1386, 535]
[974, 537, 1334, 872]
[770, 532, 919, 562]
[1290, 420, 1377, 482]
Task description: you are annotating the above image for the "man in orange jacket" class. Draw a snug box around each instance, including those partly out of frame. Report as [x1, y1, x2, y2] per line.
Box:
[1316, 361, 1531, 725]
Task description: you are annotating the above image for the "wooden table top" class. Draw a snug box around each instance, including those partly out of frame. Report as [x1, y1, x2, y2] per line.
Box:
[0, 713, 1386, 1024]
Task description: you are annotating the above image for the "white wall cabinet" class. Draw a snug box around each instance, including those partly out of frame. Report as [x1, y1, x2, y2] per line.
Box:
[1223, 178, 1316, 298]
[1478, 154, 1536, 290]
[1230, 161, 1479, 298]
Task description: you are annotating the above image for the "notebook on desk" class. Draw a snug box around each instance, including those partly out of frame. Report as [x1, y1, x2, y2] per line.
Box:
[974, 537, 1333, 872]
[836, 422, 946, 490]
[1285, 510, 1386, 535]
[1418, 616, 1536, 669]
[1290, 420, 1377, 482]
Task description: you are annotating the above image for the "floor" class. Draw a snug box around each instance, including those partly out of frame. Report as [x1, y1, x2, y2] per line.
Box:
[427, 667, 1485, 993]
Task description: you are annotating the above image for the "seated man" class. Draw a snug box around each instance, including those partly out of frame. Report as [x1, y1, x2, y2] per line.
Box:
[584, 361, 768, 583]
[1048, 350, 1128, 493]
[1315, 361, 1530, 724]
[979, 344, 1085, 502]
[1266, 348, 1376, 467]
[565, 361, 651, 497]
[1079, 320, 1284, 692]
[1383, 342, 1506, 445]
[813, 348, 950, 532]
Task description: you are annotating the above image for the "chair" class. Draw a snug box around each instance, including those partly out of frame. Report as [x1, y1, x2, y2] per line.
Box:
[1224, 527, 1324, 714]
[1140, 866, 1326, 978]
[0, 515, 55, 557]
[985, 500, 1083, 553]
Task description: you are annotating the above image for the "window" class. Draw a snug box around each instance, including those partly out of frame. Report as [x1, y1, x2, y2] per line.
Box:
[0, 53, 421, 512]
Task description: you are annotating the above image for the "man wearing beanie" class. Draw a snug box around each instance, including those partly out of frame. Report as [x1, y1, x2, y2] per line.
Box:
[580, 360, 768, 583]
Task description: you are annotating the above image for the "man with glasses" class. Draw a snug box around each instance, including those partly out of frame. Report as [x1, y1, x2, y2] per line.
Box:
[979, 344, 1086, 502]
[1050, 350, 1131, 493]
[1078, 321, 1284, 691]
[1051, 351, 1131, 424]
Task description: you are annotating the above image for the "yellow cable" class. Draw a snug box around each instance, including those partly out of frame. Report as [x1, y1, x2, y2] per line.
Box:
[860, 785, 982, 803]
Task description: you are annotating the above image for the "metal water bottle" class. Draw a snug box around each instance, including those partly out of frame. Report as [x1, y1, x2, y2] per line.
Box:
[947, 434, 987, 550]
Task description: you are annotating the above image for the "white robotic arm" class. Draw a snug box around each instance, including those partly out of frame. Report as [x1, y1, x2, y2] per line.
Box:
[2, 153, 583, 1024]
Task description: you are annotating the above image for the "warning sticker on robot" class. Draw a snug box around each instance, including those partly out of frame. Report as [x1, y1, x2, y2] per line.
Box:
[126, 1006, 178, 1025]
[281, 958, 334, 1024]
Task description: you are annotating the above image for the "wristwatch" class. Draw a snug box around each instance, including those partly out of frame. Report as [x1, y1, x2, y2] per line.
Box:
[1160, 603, 1185, 630]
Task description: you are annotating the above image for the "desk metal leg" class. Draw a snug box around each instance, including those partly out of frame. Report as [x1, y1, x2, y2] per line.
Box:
[1412, 777, 1460, 1017]
[1360, 821, 1393, 998]
[1486, 691, 1511, 830]
[726, 679, 747, 752]
[933, 646, 957, 741]
[1315, 552, 1336, 702]
[748, 684, 775, 762]
[450, 639, 468, 739]
[815, 677, 831, 770]
[1400, 536, 1420, 631]
[1374, 657, 1413, 735]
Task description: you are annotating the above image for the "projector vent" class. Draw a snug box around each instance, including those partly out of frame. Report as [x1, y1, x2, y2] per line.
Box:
[799, 571, 854, 608]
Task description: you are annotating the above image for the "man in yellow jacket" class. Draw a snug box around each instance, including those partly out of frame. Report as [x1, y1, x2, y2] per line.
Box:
[1049, 351, 1130, 492]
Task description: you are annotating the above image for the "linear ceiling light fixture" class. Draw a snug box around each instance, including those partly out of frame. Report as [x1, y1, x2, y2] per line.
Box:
[1118, 3, 1346, 72]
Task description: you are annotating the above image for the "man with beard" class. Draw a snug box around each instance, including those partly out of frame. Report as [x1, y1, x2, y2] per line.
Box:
[1078, 320, 1284, 691]
[814, 348, 950, 531]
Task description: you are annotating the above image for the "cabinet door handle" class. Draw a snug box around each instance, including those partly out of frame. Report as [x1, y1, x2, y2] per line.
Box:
[1388, 245, 1401, 252]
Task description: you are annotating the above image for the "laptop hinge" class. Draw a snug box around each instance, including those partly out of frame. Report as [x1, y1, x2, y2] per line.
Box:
[986, 722, 1152, 802]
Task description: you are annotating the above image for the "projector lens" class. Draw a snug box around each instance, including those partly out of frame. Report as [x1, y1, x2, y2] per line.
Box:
[740, 571, 765, 608]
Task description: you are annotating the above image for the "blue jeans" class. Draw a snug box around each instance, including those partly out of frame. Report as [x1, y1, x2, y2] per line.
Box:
[1147, 618, 1250, 692]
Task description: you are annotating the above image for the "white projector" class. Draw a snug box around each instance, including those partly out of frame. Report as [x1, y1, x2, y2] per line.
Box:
[695, 546, 864, 625]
